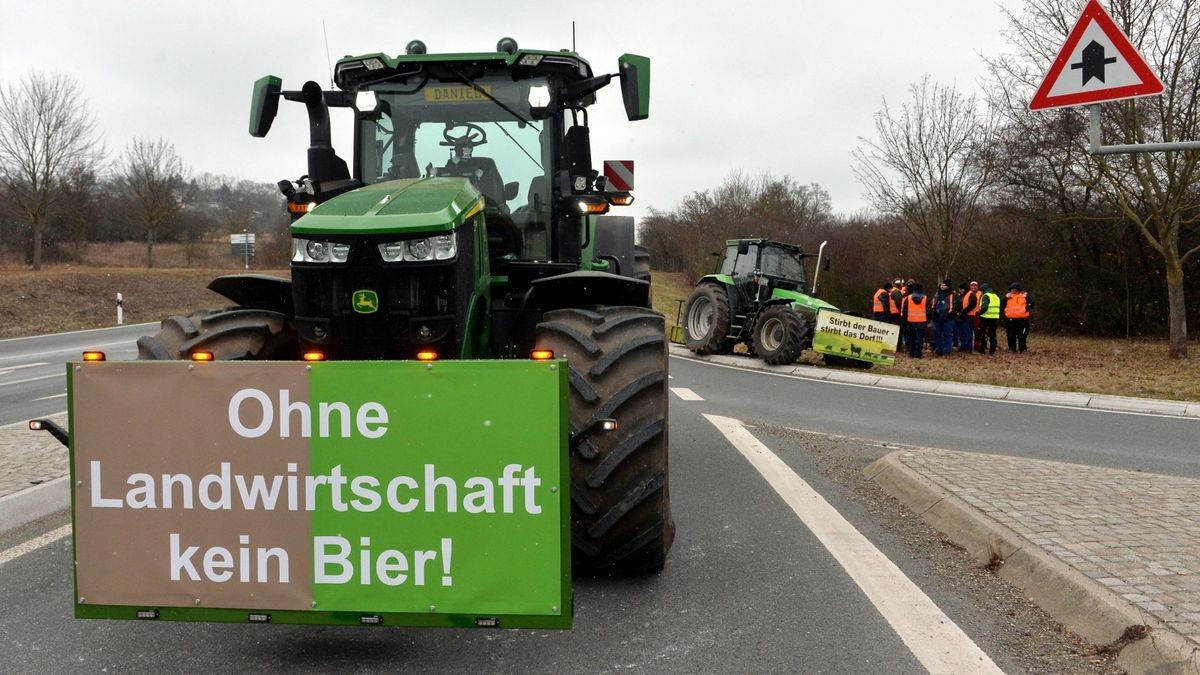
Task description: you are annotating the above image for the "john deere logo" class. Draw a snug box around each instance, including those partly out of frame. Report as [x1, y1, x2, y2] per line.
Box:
[352, 290, 379, 314]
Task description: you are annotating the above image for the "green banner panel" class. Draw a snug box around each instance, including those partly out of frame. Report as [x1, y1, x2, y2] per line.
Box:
[67, 360, 570, 629]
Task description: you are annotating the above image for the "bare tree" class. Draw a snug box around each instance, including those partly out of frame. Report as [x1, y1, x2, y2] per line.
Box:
[0, 71, 103, 269]
[116, 137, 190, 268]
[988, 0, 1200, 358]
[852, 76, 997, 281]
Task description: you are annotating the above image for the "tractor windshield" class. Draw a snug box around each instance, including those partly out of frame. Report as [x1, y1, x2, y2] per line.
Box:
[759, 246, 805, 283]
[356, 75, 552, 259]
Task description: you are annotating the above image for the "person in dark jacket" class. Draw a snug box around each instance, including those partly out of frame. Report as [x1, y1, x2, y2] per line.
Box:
[900, 283, 928, 358]
[977, 283, 1000, 354]
[955, 282, 976, 353]
[890, 278, 905, 349]
[930, 278, 956, 356]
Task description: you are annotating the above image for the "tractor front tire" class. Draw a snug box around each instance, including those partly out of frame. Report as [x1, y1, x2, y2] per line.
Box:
[683, 284, 734, 354]
[535, 306, 674, 575]
[752, 305, 806, 365]
[136, 308, 299, 361]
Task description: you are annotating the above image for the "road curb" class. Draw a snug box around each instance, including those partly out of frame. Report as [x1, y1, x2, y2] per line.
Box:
[669, 345, 1200, 418]
[866, 451, 1200, 674]
[0, 475, 69, 537]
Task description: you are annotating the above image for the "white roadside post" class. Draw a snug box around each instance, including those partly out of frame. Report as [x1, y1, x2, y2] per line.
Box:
[116, 293, 124, 325]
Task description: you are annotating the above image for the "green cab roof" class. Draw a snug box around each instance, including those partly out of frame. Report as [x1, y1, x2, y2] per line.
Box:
[334, 48, 593, 89]
[292, 177, 484, 236]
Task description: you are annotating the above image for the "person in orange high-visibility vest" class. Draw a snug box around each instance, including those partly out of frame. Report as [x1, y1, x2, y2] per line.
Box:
[900, 282, 928, 358]
[872, 281, 894, 322]
[968, 281, 984, 352]
[1002, 282, 1033, 353]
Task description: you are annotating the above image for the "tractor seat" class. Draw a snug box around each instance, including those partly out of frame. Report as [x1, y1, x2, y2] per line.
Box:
[439, 156, 505, 206]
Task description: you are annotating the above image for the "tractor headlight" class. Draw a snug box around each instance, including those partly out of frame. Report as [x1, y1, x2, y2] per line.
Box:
[431, 235, 456, 260]
[293, 238, 350, 263]
[379, 242, 405, 262]
[406, 238, 432, 261]
[377, 235, 456, 262]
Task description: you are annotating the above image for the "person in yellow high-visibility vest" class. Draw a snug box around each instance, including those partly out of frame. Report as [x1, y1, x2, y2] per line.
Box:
[977, 283, 1001, 355]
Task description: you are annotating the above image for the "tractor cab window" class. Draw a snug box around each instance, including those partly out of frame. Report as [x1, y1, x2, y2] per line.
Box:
[759, 247, 804, 283]
[718, 246, 737, 276]
[356, 76, 552, 261]
[731, 244, 758, 278]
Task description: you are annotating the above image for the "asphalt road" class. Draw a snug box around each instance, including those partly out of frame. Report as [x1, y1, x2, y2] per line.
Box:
[1, 334, 1193, 671]
[670, 355, 1200, 478]
[0, 324, 153, 426]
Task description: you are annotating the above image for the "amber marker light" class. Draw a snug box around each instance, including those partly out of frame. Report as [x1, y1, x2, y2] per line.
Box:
[81, 351, 106, 362]
[415, 350, 438, 362]
[302, 351, 326, 362]
[530, 349, 554, 360]
[190, 351, 215, 362]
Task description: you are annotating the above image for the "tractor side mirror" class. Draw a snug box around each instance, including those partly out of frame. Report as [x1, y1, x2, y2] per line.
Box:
[737, 241, 749, 255]
[824, 257, 832, 271]
[504, 181, 519, 201]
[249, 75, 282, 138]
[618, 54, 650, 121]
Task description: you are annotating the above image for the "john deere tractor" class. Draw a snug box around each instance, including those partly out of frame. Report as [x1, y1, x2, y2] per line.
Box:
[135, 38, 672, 574]
[683, 238, 864, 367]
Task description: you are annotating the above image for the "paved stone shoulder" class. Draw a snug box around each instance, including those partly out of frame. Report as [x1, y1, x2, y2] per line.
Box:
[0, 414, 69, 500]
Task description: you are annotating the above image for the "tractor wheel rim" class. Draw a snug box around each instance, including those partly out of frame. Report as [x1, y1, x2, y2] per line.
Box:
[688, 298, 712, 338]
[761, 317, 783, 351]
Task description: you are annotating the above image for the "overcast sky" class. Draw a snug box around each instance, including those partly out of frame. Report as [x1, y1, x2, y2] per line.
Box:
[1, 0, 1025, 219]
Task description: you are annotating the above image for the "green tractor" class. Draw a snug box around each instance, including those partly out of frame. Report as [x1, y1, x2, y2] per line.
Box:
[683, 238, 867, 367]
[135, 38, 672, 575]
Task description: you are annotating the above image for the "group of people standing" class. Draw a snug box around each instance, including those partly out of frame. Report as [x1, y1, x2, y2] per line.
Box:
[872, 278, 1033, 359]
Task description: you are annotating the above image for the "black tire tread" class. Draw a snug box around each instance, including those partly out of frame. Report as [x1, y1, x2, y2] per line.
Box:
[535, 306, 674, 575]
[683, 284, 734, 355]
[752, 305, 806, 365]
[137, 307, 298, 361]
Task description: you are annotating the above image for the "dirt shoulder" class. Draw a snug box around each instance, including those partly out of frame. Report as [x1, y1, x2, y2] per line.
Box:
[0, 266, 287, 339]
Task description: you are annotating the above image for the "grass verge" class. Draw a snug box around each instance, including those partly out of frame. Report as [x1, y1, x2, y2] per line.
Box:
[2, 265, 1194, 402]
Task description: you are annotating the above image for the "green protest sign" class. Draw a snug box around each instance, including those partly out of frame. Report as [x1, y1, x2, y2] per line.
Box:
[68, 360, 570, 628]
[812, 309, 899, 366]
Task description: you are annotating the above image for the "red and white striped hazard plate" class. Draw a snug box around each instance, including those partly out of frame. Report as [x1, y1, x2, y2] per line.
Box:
[603, 160, 634, 191]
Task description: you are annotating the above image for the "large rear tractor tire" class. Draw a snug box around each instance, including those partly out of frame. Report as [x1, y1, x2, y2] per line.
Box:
[136, 308, 299, 361]
[535, 306, 674, 575]
[752, 305, 806, 365]
[683, 284, 734, 355]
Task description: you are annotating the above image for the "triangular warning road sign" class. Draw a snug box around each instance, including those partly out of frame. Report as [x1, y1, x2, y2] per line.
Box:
[1029, 0, 1164, 110]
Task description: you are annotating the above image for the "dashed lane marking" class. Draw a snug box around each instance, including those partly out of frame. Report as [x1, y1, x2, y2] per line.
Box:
[0, 523, 71, 567]
[670, 387, 704, 401]
[703, 414, 1003, 675]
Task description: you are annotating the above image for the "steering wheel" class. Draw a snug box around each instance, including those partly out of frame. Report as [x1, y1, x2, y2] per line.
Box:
[440, 122, 488, 149]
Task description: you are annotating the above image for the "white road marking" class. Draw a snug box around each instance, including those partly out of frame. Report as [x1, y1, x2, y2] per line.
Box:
[0, 362, 49, 375]
[0, 373, 63, 388]
[703, 414, 1003, 675]
[0, 338, 137, 363]
[0, 523, 72, 567]
[0, 321, 155, 345]
[675, 354, 1199, 422]
[32, 393, 67, 401]
[670, 387, 704, 401]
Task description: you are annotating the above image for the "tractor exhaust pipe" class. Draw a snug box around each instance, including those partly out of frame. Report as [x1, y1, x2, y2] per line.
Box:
[811, 240, 828, 295]
[300, 81, 349, 185]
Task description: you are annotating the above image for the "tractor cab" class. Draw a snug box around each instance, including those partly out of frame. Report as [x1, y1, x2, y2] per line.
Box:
[718, 239, 808, 306]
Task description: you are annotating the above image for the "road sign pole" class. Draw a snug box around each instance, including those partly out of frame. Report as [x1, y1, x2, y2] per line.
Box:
[1088, 103, 1200, 154]
[243, 229, 249, 270]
